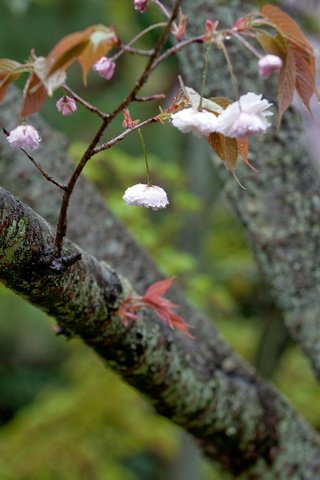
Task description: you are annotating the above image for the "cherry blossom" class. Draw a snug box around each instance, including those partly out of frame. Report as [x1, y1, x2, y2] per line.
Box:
[56, 95, 77, 116]
[171, 107, 218, 137]
[258, 54, 283, 78]
[216, 92, 273, 138]
[123, 183, 169, 210]
[7, 124, 41, 150]
[93, 56, 116, 80]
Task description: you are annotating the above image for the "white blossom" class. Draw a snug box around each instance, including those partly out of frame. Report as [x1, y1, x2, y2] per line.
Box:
[216, 92, 273, 138]
[258, 54, 283, 78]
[7, 124, 41, 150]
[123, 184, 169, 210]
[171, 107, 218, 137]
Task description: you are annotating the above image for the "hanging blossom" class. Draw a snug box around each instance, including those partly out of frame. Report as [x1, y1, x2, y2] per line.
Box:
[258, 54, 283, 78]
[134, 0, 149, 12]
[93, 56, 116, 80]
[7, 124, 41, 150]
[215, 92, 273, 138]
[123, 183, 169, 210]
[56, 95, 77, 116]
[171, 107, 218, 137]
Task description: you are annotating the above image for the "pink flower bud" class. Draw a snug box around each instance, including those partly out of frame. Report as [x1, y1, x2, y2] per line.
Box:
[134, 0, 148, 13]
[7, 124, 41, 150]
[93, 57, 116, 80]
[231, 16, 250, 32]
[258, 55, 283, 78]
[56, 95, 77, 116]
[123, 184, 169, 210]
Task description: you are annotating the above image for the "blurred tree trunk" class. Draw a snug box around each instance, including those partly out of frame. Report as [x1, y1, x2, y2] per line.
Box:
[180, 0, 320, 379]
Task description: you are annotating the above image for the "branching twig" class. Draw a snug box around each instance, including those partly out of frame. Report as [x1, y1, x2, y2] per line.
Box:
[62, 84, 109, 120]
[2, 128, 66, 191]
[93, 116, 159, 155]
[53, 0, 182, 257]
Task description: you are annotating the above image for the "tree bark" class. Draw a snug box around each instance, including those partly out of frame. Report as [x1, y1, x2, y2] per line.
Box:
[180, 0, 320, 378]
[1, 89, 320, 477]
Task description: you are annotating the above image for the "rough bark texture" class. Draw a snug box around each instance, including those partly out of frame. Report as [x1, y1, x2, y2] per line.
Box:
[180, 0, 320, 378]
[1, 86, 320, 477]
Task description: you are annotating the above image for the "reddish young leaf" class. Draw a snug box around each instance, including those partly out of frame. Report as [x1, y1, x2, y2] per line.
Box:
[47, 28, 92, 76]
[261, 4, 313, 53]
[20, 72, 47, 117]
[144, 277, 175, 300]
[278, 46, 296, 123]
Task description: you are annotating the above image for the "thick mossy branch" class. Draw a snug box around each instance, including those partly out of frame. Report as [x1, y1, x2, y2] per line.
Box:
[1, 188, 320, 478]
[180, 0, 320, 378]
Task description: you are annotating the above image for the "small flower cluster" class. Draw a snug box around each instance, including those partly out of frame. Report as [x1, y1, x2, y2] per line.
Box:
[171, 92, 273, 139]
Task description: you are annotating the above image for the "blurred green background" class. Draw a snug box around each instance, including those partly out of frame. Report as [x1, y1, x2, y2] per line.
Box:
[0, 1, 320, 479]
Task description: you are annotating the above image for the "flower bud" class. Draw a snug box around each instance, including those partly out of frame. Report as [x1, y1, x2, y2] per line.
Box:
[123, 184, 169, 210]
[134, 0, 148, 13]
[56, 95, 77, 116]
[7, 124, 41, 150]
[93, 56, 116, 80]
[258, 55, 283, 78]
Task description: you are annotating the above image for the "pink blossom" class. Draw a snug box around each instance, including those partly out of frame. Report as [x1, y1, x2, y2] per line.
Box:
[56, 95, 77, 116]
[123, 183, 169, 210]
[171, 108, 218, 137]
[7, 124, 41, 150]
[134, 0, 148, 12]
[258, 54, 283, 78]
[216, 92, 273, 138]
[93, 56, 116, 80]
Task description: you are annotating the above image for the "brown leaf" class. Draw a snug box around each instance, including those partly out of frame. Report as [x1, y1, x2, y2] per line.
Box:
[256, 33, 286, 58]
[0, 59, 25, 102]
[208, 132, 238, 173]
[261, 4, 313, 53]
[291, 43, 316, 112]
[278, 47, 296, 123]
[47, 28, 92, 76]
[20, 72, 47, 117]
[78, 25, 119, 84]
[236, 137, 257, 171]
[0, 72, 21, 102]
[209, 97, 232, 109]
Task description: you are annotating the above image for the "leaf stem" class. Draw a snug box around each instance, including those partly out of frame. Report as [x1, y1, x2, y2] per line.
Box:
[138, 128, 151, 185]
[198, 42, 212, 111]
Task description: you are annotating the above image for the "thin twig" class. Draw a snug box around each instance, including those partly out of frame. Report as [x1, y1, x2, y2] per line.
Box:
[62, 84, 109, 120]
[93, 117, 158, 155]
[2, 128, 66, 191]
[150, 36, 204, 72]
[134, 93, 166, 102]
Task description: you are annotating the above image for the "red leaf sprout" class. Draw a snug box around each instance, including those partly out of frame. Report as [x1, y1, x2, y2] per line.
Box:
[115, 277, 193, 338]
